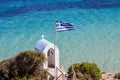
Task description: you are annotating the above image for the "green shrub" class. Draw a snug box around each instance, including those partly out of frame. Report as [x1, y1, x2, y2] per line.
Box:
[14, 51, 45, 77]
[14, 76, 27, 80]
[80, 62, 101, 80]
[68, 63, 82, 79]
[0, 59, 10, 80]
[68, 62, 101, 80]
[14, 76, 40, 80]
[0, 50, 48, 80]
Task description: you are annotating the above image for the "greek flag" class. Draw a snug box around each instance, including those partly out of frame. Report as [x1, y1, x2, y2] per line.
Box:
[56, 21, 74, 32]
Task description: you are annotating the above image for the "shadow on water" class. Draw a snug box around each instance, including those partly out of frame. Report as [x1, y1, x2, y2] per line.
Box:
[0, 0, 120, 18]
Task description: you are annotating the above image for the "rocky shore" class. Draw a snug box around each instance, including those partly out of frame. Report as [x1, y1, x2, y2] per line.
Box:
[101, 72, 120, 80]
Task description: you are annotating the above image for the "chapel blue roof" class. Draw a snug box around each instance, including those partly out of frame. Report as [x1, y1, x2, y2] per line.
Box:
[34, 35, 51, 52]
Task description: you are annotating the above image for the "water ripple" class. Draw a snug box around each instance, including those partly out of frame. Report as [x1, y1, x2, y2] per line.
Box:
[0, 1, 120, 17]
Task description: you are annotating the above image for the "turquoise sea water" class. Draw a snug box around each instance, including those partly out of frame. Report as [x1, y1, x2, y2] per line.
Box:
[0, 0, 120, 73]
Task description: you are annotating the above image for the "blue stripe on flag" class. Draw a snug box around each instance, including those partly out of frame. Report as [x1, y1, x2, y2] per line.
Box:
[56, 21, 74, 32]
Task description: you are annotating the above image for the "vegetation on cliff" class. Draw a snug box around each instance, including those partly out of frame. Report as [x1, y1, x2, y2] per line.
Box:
[0, 51, 48, 80]
[68, 62, 101, 80]
[0, 50, 119, 80]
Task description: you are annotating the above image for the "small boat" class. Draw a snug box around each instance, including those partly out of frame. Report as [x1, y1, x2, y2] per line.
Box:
[56, 21, 74, 32]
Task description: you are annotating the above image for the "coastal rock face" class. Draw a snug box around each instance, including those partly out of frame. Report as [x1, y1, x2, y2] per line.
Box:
[114, 72, 120, 79]
[101, 72, 120, 80]
[0, 51, 48, 80]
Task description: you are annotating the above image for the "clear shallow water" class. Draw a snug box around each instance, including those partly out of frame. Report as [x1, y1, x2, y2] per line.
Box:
[0, 0, 120, 73]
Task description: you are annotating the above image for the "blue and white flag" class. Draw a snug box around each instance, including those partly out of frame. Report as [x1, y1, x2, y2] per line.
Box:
[56, 21, 74, 32]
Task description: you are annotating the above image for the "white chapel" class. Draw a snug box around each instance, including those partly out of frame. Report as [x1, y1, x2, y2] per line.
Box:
[34, 35, 67, 80]
[34, 35, 59, 69]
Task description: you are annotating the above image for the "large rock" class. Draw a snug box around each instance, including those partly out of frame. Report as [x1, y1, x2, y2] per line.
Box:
[114, 72, 120, 79]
